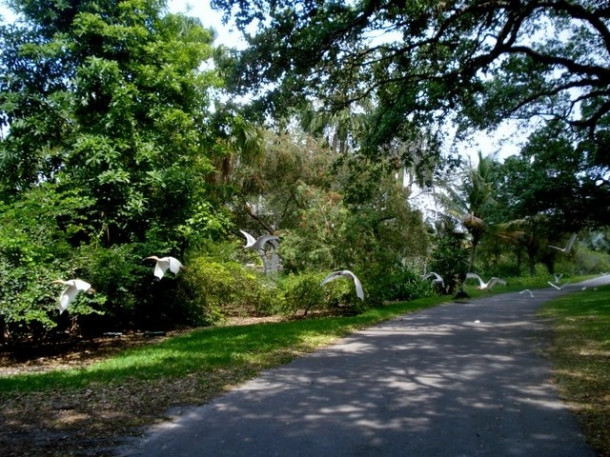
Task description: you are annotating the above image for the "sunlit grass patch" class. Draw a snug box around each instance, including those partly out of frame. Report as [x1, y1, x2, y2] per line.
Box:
[539, 285, 610, 457]
[0, 294, 448, 394]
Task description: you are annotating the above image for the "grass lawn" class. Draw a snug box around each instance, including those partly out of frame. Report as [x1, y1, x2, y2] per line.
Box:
[539, 284, 610, 457]
[0, 295, 449, 393]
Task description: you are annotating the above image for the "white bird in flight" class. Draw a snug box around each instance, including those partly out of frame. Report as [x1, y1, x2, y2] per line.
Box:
[321, 270, 365, 301]
[239, 230, 279, 253]
[144, 256, 183, 279]
[519, 289, 534, 298]
[465, 273, 507, 290]
[549, 233, 577, 254]
[552, 273, 564, 284]
[51, 279, 95, 314]
[548, 281, 571, 290]
[422, 271, 445, 288]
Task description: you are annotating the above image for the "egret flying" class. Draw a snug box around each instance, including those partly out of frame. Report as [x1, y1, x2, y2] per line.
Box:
[422, 271, 445, 288]
[321, 270, 365, 301]
[519, 289, 534, 298]
[552, 273, 564, 284]
[548, 281, 571, 290]
[549, 233, 577, 254]
[52, 279, 95, 314]
[239, 230, 279, 253]
[465, 273, 507, 290]
[144, 256, 183, 279]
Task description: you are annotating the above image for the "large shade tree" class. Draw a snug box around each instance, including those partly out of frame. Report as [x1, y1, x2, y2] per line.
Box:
[212, 0, 610, 188]
[0, 0, 223, 247]
[0, 0, 230, 339]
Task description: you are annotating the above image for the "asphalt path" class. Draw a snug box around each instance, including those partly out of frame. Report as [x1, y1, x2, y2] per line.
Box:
[119, 276, 610, 457]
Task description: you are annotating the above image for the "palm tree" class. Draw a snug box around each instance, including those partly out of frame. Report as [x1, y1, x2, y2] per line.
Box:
[437, 151, 497, 271]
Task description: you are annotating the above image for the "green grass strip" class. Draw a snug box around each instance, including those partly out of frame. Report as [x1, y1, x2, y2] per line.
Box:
[538, 284, 610, 457]
[0, 295, 449, 393]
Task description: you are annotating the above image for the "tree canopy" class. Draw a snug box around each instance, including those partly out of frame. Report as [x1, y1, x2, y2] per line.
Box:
[0, 0, 235, 339]
[0, 0, 228, 246]
[212, 0, 609, 162]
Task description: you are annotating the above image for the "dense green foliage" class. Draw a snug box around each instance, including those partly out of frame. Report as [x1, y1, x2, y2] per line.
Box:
[213, 0, 610, 160]
[0, 0, 231, 342]
[212, 0, 609, 242]
[0, 1, 609, 346]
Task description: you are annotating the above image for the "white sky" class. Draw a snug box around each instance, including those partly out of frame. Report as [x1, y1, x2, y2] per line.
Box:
[167, 0, 245, 47]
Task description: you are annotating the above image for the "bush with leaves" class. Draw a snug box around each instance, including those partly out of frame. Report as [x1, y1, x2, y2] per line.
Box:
[0, 187, 102, 343]
[363, 264, 432, 304]
[428, 229, 469, 295]
[317, 272, 368, 316]
[277, 268, 380, 317]
[279, 272, 327, 317]
[179, 256, 283, 324]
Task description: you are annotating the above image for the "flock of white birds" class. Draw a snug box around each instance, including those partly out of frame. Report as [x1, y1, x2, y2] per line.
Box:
[51, 229, 367, 315]
[421, 233, 597, 299]
[53, 232, 592, 314]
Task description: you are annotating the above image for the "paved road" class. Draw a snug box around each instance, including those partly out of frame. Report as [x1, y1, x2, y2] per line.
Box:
[119, 277, 610, 457]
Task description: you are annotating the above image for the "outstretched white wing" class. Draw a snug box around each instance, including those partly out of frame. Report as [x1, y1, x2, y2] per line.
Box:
[153, 259, 168, 279]
[487, 277, 507, 289]
[321, 270, 364, 301]
[550, 233, 577, 253]
[72, 279, 92, 292]
[252, 235, 279, 252]
[240, 230, 279, 253]
[424, 271, 444, 287]
[146, 256, 183, 279]
[59, 287, 79, 314]
[548, 280, 570, 290]
[465, 272, 483, 287]
[350, 273, 365, 301]
[239, 230, 257, 248]
[321, 271, 343, 286]
[56, 279, 92, 314]
[167, 257, 183, 275]
[565, 233, 577, 252]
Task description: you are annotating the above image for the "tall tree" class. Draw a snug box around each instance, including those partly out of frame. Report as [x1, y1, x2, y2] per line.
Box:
[495, 121, 609, 231]
[0, 0, 222, 246]
[437, 151, 497, 271]
[0, 1, 230, 339]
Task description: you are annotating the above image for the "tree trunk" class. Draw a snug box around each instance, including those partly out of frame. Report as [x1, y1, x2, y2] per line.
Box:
[469, 241, 478, 272]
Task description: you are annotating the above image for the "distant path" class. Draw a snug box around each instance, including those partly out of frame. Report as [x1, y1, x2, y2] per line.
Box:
[119, 277, 610, 457]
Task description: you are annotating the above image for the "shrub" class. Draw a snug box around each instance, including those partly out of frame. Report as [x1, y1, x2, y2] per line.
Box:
[429, 232, 469, 294]
[179, 257, 282, 324]
[279, 272, 327, 316]
[279, 271, 371, 316]
[362, 265, 431, 304]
